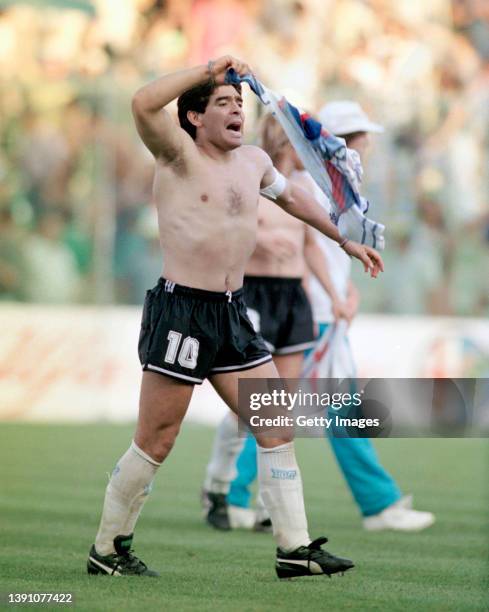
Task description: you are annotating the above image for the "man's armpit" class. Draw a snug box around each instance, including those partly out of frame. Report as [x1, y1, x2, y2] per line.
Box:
[159, 143, 187, 175]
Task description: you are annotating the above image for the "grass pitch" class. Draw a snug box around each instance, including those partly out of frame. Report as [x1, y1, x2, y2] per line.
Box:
[0, 423, 487, 611]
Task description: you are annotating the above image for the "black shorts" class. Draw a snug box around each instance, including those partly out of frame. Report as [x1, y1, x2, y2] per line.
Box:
[243, 276, 315, 355]
[138, 278, 272, 384]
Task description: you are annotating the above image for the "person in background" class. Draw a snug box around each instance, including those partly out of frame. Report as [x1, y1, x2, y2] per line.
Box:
[222, 103, 435, 532]
[306, 100, 435, 531]
[21, 208, 81, 304]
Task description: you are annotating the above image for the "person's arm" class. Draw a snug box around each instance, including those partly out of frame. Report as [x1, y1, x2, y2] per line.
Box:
[260, 161, 384, 278]
[303, 226, 346, 321]
[131, 55, 252, 158]
[132, 65, 206, 159]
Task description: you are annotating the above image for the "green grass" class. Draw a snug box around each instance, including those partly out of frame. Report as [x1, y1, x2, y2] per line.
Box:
[0, 423, 487, 611]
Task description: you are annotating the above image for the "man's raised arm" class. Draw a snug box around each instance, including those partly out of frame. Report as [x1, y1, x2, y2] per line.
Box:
[131, 56, 252, 159]
[131, 65, 210, 158]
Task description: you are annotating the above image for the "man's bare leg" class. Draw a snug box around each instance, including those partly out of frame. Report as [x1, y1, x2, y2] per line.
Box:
[134, 371, 194, 461]
[274, 352, 304, 379]
[94, 372, 194, 556]
[209, 360, 310, 552]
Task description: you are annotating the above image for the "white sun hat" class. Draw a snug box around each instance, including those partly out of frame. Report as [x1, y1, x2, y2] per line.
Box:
[318, 100, 384, 136]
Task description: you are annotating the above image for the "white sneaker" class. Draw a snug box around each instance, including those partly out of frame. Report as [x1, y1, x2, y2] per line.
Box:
[397, 494, 413, 509]
[363, 496, 435, 532]
[228, 505, 256, 529]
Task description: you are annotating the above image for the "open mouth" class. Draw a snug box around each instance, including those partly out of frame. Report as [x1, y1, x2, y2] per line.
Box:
[226, 122, 242, 133]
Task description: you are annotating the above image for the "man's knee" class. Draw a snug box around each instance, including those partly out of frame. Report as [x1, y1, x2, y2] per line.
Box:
[254, 433, 294, 449]
[135, 425, 180, 463]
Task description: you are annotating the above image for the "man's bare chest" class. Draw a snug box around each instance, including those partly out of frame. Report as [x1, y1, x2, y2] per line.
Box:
[191, 167, 261, 217]
[154, 155, 262, 219]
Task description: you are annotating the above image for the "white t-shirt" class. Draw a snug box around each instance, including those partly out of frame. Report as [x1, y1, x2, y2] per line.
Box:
[302, 174, 351, 323]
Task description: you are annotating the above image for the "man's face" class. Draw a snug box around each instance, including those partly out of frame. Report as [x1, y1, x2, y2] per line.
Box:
[198, 85, 244, 150]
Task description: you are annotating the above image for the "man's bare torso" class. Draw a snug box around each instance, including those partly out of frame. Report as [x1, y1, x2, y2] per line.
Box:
[154, 145, 267, 291]
[245, 196, 306, 278]
[246, 169, 309, 278]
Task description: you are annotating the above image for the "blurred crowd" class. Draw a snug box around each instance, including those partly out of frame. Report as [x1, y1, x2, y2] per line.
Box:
[0, 0, 488, 315]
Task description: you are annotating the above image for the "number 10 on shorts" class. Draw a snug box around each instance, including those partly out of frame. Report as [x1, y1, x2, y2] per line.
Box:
[165, 331, 200, 369]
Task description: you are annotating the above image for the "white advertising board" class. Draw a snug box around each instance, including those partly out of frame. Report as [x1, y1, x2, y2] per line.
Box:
[0, 304, 487, 424]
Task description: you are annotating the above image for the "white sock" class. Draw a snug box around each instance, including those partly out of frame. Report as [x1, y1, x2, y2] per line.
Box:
[204, 411, 245, 494]
[258, 442, 310, 552]
[94, 441, 160, 555]
[255, 491, 270, 523]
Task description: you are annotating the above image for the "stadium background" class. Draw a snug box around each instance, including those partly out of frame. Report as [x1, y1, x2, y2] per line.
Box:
[0, 0, 488, 420]
[0, 1, 488, 610]
[0, 0, 488, 313]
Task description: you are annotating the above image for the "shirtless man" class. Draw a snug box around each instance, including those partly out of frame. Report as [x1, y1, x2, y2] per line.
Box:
[87, 55, 383, 579]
